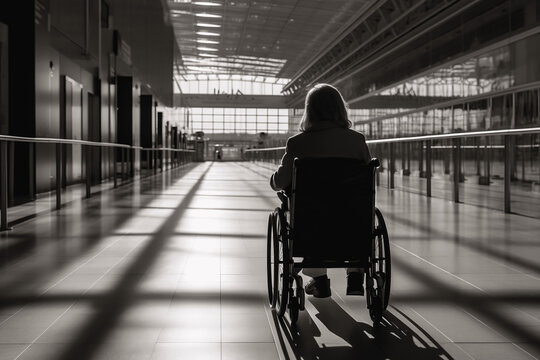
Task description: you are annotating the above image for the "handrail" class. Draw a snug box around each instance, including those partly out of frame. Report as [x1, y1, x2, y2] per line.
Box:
[244, 146, 285, 152]
[0, 134, 196, 153]
[0, 134, 132, 148]
[244, 147, 283, 153]
[142, 147, 195, 152]
[243, 127, 540, 152]
[366, 127, 540, 144]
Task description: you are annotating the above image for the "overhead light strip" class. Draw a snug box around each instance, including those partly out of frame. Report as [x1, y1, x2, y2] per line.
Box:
[193, 1, 222, 6]
[196, 23, 221, 28]
[195, 13, 222, 18]
[197, 39, 219, 44]
[196, 31, 220, 36]
[197, 47, 218, 51]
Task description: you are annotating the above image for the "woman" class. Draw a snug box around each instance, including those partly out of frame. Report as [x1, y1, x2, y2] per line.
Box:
[270, 83, 371, 298]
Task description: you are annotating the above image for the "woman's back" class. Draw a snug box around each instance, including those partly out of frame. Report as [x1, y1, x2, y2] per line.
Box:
[270, 84, 371, 191]
[286, 121, 369, 161]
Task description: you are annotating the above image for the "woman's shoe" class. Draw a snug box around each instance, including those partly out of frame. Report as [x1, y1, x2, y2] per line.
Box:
[304, 275, 331, 298]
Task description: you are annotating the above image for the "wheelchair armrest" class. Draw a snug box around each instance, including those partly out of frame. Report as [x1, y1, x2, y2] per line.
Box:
[277, 190, 288, 203]
[277, 190, 289, 210]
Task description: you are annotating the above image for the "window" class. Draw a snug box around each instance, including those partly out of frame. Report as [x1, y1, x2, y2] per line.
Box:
[179, 107, 290, 134]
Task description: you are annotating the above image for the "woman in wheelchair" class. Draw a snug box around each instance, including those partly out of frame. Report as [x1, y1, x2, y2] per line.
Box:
[269, 83, 372, 299]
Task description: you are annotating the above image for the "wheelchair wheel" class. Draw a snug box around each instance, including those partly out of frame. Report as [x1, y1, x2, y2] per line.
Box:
[375, 208, 391, 309]
[274, 208, 289, 317]
[368, 207, 391, 324]
[267, 213, 277, 307]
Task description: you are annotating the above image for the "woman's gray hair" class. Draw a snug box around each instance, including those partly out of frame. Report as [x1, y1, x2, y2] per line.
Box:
[298, 83, 352, 132]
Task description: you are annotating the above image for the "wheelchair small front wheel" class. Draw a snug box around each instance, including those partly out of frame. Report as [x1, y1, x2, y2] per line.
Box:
[368, 295, 383, 324]
[288, 275, 304, 325]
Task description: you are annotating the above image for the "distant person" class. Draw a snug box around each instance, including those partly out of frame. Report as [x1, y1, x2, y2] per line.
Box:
[270, 83, 371, 298]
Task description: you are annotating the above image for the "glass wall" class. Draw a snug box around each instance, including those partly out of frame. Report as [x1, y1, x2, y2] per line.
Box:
[355, 87, 540, 139]
[172, 74, 292, 137]
[378, 43, 514, 99]
[184, 107, 289, 134]
[510, 134, 540, 217]
[353, 31, 540, 138]
[348, 29, 540, 219]
[366, 133, 540, 219]
[359, 85, 540, 218]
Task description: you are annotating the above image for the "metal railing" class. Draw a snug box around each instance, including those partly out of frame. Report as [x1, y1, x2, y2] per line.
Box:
[244, 126, 540, 215]
[141, 146, 195, 174]
[0, 135, 194, 231]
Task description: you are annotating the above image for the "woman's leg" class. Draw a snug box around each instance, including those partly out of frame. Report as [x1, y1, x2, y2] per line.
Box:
[302, 268, 327, 277]
[346, 268, 364, 295]
[303, 268, 331, 298]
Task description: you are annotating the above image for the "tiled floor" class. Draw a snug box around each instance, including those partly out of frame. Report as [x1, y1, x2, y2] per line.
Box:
[0, 161, 539, 360]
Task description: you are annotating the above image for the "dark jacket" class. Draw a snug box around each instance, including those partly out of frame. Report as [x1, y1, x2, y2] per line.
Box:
[270, 121, 371, 191]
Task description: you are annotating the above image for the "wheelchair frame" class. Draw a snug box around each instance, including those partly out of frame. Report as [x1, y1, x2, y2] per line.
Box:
[266, 158, 391, 325]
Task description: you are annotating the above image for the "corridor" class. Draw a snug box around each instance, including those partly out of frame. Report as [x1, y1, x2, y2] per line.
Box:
[0, 162, 539, 360]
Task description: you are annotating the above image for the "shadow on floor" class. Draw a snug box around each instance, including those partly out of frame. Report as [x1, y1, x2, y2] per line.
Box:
[0, 164, 199, 291]
[272, 298, 453, 360]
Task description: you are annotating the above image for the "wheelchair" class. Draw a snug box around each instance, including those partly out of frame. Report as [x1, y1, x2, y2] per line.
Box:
[267, 157, 391, 325]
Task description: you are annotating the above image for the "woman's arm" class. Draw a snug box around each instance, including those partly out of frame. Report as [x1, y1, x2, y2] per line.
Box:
[359, 133, 372, 163]
[270, 139, 294, 191]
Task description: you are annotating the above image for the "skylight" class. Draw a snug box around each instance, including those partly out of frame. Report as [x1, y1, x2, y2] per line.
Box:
[196, 31, 220, 36]
[193, 1, 222, 6]
[197, 39, 219, 44]
[195, 13, 222, 18]
[196, 23, 221, 28]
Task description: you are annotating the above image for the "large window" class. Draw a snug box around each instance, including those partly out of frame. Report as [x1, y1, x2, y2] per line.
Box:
[187, 107, 289, 134]
[354, 87, 540, 139]
[351, 30, 540, 139]
[378, 44, 514, 99]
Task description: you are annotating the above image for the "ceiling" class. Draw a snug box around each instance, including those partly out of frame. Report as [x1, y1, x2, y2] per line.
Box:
[166, 0, 376, 80]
